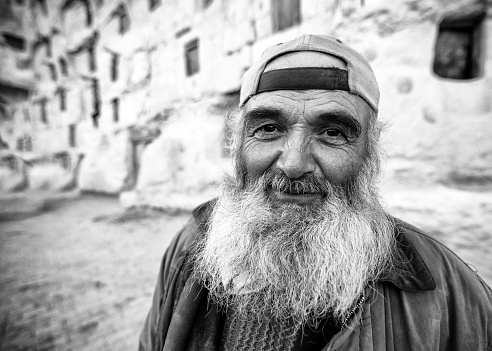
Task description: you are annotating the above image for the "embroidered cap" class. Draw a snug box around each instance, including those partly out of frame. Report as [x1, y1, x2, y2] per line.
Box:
[239, 34, 379, 112]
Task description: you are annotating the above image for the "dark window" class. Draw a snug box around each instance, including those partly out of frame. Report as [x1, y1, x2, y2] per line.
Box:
[3, 33, 26, 51]
[0, 134, 8, 149]
[6, 156, 18, 171]
[89, 46, 96, 72]
[16, 138, 23, 151]
[175, 27, 191, 39]
[59, 152, 71, 169]
[59, 57, 68, 76]
[84, 1, 92, 26]
[149, 0, 160, 11]
[119, 11, 129, 34]
[43, 36, 52, 57]
[69, 124, 76, 147]
[48, 63, 57, 81]
[112, 98, 119, 122]
[433, 8, 485, 80]
[91, 79, 100, 128]
[59, 88, 66, 111]
[185, 39, 200, 76]
[111, 53, 119, 81]
[196, 0, 213, 11]
[111, 3, 130, 34]
[24, 135, 32, 151]
[271, 0, 301, 32]
[37, 0, 48, 15]
[38, 98, 48, 124]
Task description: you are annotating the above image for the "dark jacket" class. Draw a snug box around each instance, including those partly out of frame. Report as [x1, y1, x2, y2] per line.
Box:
[139, 200, 492, 351]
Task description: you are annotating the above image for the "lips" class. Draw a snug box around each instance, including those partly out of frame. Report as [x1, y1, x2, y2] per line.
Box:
[269, 183, 322, 196]
[282, 189, 318, 195]
[269, 189, 322, 205]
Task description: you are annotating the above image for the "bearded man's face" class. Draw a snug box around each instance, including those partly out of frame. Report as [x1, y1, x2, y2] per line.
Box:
[192, 88, 395, 331]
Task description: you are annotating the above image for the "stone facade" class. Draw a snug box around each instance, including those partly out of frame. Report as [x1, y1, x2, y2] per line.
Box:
[0, 0, 491, 205]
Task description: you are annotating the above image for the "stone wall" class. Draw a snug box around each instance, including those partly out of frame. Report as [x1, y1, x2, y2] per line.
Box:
[0, 0, 491, 206]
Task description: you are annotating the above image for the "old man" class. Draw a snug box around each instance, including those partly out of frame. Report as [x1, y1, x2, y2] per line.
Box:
[139, 35, 492, 351]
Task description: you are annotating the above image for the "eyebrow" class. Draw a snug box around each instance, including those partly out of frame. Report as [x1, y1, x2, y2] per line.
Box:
[317, 111, 362, 136]
[243, 107, 282, 122]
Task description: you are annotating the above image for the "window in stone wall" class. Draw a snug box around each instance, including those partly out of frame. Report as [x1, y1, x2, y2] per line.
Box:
[58, 151, 71, 169]
[111, 53, 119, 81]
[89, 46, 96, 72]
[59, 57, 68, 76]
[16, 138, 23, 151]
[119, 8, 130, 34]
[120, 12, 129, 34]
[37, 98, 48, 124]
[68, 32, 98, 74]
[0, 134, 8, 150]
[112, 98, 119, 122]
[58, 88, 67, 111]
[84, 0, 93, 26]
[42, 36, 52, 57]
[185, 38, 200, 76]
[36, 0, 48, 15]
[89, 32, 99, 72]
[24, 135, 32, 151]
[111, 3, 130, 34]
[433, 8, 485, 80]
[48, 63, 57, 81]
[196, 0, 213, 11]
[91, 78, 100, 128]
[69, 124, 76, 147]
[2, 33, 26, 51]
[149, 0, 160, 11]
[271, 0, 301, 33]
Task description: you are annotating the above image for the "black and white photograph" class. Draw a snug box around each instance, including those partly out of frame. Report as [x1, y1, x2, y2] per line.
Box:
[0, 0, 491, 350]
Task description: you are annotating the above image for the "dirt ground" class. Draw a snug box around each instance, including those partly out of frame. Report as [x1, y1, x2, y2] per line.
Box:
[0, 186, 491, 351]
[0, 194, 188, 351]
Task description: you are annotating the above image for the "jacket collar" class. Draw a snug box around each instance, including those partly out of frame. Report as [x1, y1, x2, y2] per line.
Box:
[192, 199, 436, 292]
[378, 219, 436, 291]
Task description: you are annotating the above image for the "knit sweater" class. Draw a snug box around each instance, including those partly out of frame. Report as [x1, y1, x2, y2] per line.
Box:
[221, 307, 339, 351]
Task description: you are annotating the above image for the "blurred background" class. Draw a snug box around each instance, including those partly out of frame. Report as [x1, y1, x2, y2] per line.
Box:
[0, 0, 491, 350]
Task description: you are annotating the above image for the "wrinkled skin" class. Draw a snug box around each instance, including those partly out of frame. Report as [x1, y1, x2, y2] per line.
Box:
[240, 89, 372, 205]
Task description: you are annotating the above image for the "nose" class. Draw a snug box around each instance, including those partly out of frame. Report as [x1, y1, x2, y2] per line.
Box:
[275, 133, 316, 179]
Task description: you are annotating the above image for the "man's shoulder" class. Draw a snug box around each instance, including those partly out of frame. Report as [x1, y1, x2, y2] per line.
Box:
[393, 217, 492, 301]
[395, 217, 476, 276]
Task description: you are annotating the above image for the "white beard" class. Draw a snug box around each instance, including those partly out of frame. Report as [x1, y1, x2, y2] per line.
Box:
[192, 166, 395, 329]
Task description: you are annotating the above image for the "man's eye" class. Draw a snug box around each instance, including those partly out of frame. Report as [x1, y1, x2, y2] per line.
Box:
[321, 128, 348, 145]
[253, 125, 281, 139]
[261, 125, 277, 133]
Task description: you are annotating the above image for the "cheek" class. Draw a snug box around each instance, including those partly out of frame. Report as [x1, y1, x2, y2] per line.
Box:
[313, 146, 366, 185]
[241, 141, 279, 179]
